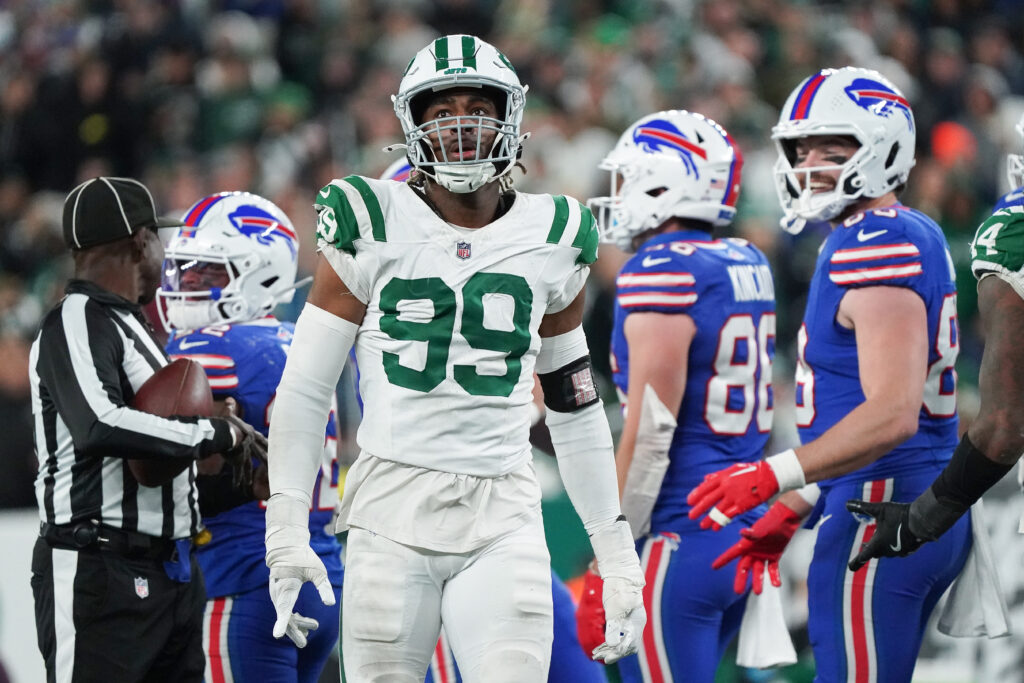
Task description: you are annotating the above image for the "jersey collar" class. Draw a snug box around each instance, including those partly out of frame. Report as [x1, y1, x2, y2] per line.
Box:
[638, 228, 716, 251]
[65, 279, 142, 312]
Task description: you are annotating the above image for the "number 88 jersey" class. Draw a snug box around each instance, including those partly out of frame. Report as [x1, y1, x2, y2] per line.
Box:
[610, 229, 776, 530]
[798, 206, 959, 486]
[315, 176, 598, 477]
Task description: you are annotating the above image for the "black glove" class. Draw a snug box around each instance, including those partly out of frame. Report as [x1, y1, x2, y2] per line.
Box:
[223, 414, 269, 493]
[845, 499, 926, 571]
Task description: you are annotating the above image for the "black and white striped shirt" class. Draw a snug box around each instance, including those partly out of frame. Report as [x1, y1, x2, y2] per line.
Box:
[29, 280, 233, 539]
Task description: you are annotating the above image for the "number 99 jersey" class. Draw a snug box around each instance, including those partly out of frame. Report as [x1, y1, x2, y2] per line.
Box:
[315, 176, 598, 477]
[798, 206, 959, 485]
[610, 229, 776, 531]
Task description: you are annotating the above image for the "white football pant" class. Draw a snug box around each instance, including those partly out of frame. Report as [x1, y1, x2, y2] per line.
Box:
[341, 515, 554, 682]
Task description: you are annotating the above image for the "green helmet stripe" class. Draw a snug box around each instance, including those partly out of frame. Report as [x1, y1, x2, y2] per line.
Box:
[546, 196, 570, 244]
[434, 37, 449, 71]
[461, 36, 477, 69]
[342, 176, 386, 242]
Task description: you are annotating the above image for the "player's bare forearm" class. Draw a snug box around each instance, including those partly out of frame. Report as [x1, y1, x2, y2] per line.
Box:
[797, 287, 927, 482]
[969, 276, 1024, 466]
[617, 313, 692, 495]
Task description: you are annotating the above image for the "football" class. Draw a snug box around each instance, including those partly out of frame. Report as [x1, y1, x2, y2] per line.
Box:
[132, 358, 214, 418]
[129, 358, 215, 487]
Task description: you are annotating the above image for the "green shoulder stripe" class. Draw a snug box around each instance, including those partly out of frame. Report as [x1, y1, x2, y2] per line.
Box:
[971, 206, 1024, 277]
[314, 182, 360, 255]
[342, 176, 386, 242]
[546, 195, 570, 244]
[572, 202, 599, 265]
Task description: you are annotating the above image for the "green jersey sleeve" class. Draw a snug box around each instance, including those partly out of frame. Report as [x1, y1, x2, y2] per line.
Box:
[314, 176, 387, 255]
[971, 206, 1024, 288]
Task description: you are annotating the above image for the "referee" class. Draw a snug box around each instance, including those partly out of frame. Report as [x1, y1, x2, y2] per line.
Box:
[29, 177, 265, 683]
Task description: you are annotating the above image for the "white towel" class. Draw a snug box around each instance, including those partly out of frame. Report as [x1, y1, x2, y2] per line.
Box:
[736, 580, 798, 668]
[937, 499, 1011, 638]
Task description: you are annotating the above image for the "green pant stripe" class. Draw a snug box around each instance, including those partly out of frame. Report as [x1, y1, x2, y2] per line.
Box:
[547, 195, 570, 244]
[343, 176, 387, 242]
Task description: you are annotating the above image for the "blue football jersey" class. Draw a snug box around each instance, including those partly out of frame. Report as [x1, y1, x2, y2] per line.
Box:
[610, 229, 776, 532]
[993, 186, 1024, 212]
[167, 318, 343, 598]
[796, 206, 959, 486]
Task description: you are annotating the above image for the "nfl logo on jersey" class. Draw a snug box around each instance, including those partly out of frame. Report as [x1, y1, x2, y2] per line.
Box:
[456, 241, 472, 260]
[134, 576, 149, 599]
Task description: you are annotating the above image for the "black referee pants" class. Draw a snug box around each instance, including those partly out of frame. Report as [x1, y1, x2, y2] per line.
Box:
[31, 537, 206, 683]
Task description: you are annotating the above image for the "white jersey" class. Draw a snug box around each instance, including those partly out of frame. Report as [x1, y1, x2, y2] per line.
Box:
[316, 176, 598, 477]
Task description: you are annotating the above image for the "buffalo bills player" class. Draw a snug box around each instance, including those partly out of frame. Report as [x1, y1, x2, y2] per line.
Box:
[159, 192, 343, 683]
[687, 68, 972, 682]
[845, 118, 1024, 568]
[576, 110, 775, 681]
[374, 158, 605, 683]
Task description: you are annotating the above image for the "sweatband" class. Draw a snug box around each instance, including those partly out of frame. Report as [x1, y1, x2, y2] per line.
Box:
[766, 449, 806, 492]
[547, 402, 622, 535]
[910, 434, 1013, 540]
[794, 482, 821, 507]
[268, 304, 358, 505]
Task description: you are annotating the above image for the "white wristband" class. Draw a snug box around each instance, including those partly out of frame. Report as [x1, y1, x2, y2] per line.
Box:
[766, 449, 806, 493]
[794, 482, 821, 507]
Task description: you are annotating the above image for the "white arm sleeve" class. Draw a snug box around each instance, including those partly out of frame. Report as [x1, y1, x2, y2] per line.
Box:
[268, 303, 358, 506]
[539, 326, 621, 535]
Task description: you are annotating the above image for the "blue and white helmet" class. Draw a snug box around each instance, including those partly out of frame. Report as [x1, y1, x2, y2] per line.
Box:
[589, 110, 743, 252]
[157, 192, 301, 330]
[1007, 113, 1024, 191]
[772, 67, 916, 233]
[392, 34, 527, 193]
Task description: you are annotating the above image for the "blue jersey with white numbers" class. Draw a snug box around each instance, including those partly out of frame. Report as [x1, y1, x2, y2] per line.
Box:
[796, 206, 959, 487]
[166, 318, 343, 598]
[993, 186, 1024, 211]
[610, 229, 776, 532]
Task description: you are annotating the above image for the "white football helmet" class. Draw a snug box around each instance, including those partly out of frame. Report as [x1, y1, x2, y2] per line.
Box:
[772, 67, 916, 233]
[589, 110, 743, 252]
[391, 34, 527, 193]
[1007, 113, 1024, 190]
[157, 192, 302, 330]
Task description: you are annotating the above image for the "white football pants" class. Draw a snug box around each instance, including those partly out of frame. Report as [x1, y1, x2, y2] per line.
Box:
[341, 514, 554, 683]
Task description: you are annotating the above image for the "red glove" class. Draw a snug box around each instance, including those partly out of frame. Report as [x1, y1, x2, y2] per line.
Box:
[711, 501, 803, 594]
[574, 568, 607, 659]
[687, 461, 780, 530]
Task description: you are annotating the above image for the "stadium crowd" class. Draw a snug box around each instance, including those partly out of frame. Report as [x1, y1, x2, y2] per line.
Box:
[3, 1, 1024, 679]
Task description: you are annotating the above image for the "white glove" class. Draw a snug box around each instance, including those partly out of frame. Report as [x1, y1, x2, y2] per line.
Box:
[589, 519, 646, 664]
[265, 493, 336, 647]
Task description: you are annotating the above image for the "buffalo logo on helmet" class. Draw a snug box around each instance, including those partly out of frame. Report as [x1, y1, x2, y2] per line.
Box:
[632, 119, 708, 178]
[228, 205, 298, 257]
[844, 78, 914, 132]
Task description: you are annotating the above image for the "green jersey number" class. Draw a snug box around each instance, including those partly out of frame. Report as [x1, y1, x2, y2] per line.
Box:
[379, 272, 533, 397]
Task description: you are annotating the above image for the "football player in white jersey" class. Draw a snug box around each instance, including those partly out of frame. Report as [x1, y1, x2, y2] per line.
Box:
[262, 34, 645, 682]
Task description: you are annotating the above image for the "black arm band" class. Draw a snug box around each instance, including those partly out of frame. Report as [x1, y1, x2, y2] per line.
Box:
[537, 355, 601, 413]
[909, 433, 1012, 540]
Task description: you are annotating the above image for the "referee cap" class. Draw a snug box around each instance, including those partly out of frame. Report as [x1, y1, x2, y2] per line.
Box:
[62, 177, 184, 250]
